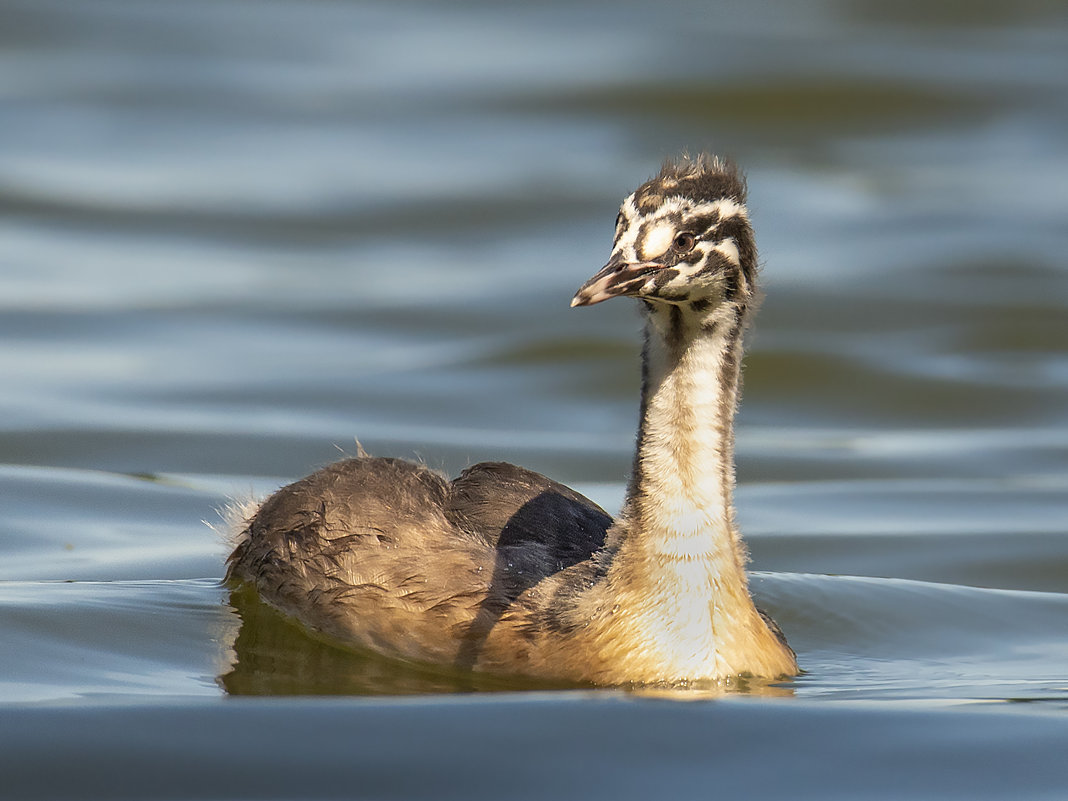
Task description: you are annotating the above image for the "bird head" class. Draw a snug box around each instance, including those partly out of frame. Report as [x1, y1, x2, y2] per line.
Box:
[572, 154, 758, 312]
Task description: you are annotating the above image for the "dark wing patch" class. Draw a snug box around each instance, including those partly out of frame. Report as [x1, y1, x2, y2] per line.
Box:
[446, 461, 612, 564]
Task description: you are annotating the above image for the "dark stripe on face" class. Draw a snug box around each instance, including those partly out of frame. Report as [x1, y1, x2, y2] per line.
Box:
[609, 277, 648, 296]
[676, 248, 704, 266]
[712, 216, 757, 287]
[693, 251, 733, 280]
[684, 211, 722, 238]
[693, 251, 741, 301]
[651, 268, 680, 289]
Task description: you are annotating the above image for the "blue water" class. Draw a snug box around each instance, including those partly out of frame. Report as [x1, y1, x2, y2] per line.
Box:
[2, 0, 1068, 797]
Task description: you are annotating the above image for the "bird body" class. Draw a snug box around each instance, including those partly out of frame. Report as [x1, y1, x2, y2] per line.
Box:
[226, 155, 798, 684]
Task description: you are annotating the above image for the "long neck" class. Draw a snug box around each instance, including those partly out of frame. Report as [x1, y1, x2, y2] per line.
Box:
[622, 299, 749, 573]
[580, 298, 764, 680]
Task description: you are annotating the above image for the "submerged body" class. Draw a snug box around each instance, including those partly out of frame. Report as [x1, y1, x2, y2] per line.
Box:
[227, 155, 798, 684]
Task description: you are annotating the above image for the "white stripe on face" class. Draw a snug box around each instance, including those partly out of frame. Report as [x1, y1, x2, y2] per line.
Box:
[640, 222, 675, 261]
[710, 238, 740, 266]
[615, 194, 642, 259]
[690, 197, 747, 221]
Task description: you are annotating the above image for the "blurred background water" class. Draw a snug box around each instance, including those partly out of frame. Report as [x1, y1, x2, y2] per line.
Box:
[2, 0, 1067, 798]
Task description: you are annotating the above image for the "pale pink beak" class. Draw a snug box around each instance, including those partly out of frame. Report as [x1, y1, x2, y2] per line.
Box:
[571, 254, 664, 307]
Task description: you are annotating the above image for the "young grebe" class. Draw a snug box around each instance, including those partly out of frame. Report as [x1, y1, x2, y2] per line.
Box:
[226, 154, 798, 684]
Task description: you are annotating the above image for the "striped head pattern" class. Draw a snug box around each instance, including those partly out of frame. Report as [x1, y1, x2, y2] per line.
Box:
[572, 154, 757, 312]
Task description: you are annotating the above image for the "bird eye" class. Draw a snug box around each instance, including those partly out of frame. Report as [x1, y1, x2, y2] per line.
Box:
[673, 232, 696, 252]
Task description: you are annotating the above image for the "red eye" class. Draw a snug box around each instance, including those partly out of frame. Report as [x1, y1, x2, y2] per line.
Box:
[673, 232, 696, 252]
